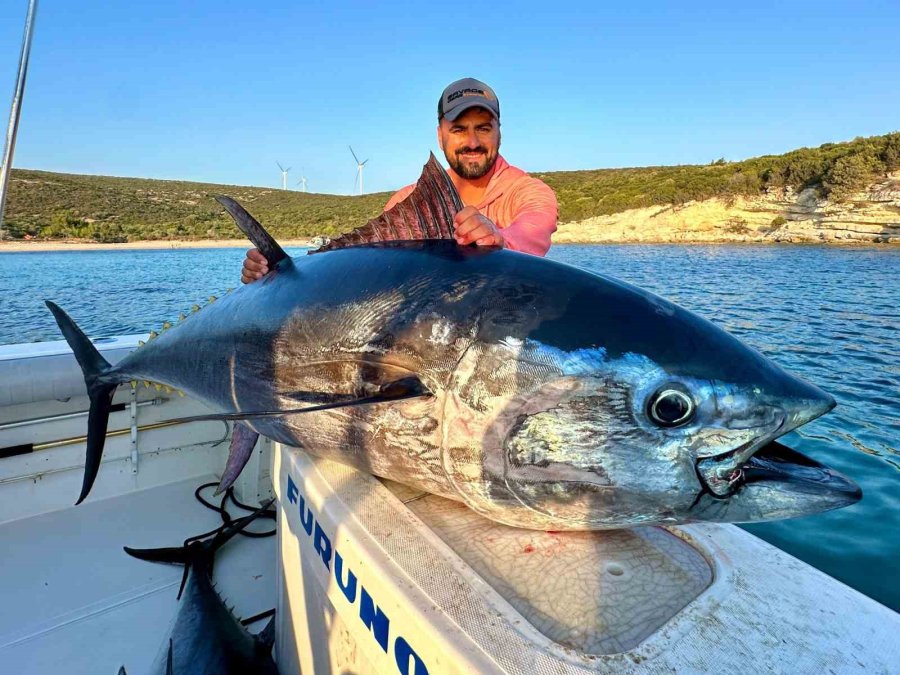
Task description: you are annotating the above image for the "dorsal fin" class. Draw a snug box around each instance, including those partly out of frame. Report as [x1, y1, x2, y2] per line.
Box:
[215, 195, 288, 266]
[314, 153, 463, 253]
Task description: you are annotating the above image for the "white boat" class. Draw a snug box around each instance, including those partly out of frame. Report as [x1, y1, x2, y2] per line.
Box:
[0, 338, 897, 674]
[1, 6, 897, 672]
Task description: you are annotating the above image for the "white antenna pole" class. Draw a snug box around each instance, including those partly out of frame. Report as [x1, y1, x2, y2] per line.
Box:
[0, 0, 39, 236]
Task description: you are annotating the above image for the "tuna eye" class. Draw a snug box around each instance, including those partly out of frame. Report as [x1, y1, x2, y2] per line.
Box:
[649, 388, 694, 427]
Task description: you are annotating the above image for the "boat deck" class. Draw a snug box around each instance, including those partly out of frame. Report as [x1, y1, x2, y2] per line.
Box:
[0, 474, 276, 674]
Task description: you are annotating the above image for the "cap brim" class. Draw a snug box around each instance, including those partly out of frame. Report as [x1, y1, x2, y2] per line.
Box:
[443, 101, 498, 122]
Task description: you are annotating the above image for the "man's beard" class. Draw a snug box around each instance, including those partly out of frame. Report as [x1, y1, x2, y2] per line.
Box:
[446, 146, 498, 179]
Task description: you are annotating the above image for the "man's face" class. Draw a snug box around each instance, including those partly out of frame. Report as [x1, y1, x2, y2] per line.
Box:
[438, 107, 501, 180]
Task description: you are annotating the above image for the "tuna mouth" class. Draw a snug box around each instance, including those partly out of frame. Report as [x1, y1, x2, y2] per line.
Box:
[696, 439, 861, 503]
[695, 393, 837, 498]
[700, 441, 862, 508]
[695, 421, 785, 497]
[689, 440, 862, 521]
[742, 441, 860, 499]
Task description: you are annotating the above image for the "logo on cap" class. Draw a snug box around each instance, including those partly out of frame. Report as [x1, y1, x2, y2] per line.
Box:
[447, 87, 491, 103]
[438, 78, 500, 121]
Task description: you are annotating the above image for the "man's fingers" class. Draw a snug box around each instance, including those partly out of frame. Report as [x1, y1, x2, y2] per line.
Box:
[452, 209, 504, 248]
[453, 206, 479, 227]
[241, 270, 266, 284]
[243, 249, 268, 270]
[459, 221, 493, 243]
[454, 217, 482, 238]
[455, 212, 499, 239]
[241, 248, 269, 284]
[455, 229, 476, 245]
[247, 248, 268, 265]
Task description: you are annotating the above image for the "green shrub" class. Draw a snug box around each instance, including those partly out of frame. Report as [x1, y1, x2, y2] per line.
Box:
[882, 133, 900, 172]
[3, 131, 898, 238]
[825, 153, 881, 200]
[724, 217, 751, 235]
[90, 223, 127, 243]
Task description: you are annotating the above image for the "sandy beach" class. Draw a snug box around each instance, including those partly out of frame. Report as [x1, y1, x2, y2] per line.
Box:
[0, 238, 312, 252]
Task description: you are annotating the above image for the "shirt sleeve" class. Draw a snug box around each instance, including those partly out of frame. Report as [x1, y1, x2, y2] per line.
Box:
[499, 179, 558, 257]
[384, 184, 416, 211]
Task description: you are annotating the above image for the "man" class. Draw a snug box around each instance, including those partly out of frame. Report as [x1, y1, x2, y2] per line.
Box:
[241, 78, 557, 283]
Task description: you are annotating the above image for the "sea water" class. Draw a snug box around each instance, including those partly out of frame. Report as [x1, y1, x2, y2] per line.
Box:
[1, 244, 897, 611]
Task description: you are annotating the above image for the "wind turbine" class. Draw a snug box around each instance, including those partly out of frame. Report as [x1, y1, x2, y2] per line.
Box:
[276, 161, 291, 190]
[349, 146, 368, 195]
[296, 176, 308, 192]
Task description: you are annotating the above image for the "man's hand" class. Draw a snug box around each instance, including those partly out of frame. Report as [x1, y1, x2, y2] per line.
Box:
[453, 206, 505, 248]
[241, 248, 269, 284]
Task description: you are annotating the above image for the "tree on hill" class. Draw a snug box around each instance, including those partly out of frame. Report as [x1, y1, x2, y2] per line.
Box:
[882, 133, 900, 172]
[825, 152, 882, 200]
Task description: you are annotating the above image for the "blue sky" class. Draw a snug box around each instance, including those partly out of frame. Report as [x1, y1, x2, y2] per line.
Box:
[1, 1, 898, 195]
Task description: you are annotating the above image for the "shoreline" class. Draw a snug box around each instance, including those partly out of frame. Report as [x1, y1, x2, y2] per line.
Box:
[0, 237, 896, 252]
[0, 238, 312, 252]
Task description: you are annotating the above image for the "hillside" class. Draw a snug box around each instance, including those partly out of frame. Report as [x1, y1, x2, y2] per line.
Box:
[2, 132, 899, 244]
[553, 175, 900, 245]
[2, 173, 391, 242]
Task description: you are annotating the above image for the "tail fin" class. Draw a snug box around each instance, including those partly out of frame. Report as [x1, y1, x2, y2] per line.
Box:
[45, 301, 121, 504]
[125, 498, 276, 597]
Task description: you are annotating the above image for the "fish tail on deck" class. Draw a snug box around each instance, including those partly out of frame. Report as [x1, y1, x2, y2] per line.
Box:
[44, 300, 125, 505]
[125, 498, 275, 598]
[125, 498, 276, 568]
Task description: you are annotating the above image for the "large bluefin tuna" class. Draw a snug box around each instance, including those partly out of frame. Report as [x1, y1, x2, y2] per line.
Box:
[47, 155, 860, 529]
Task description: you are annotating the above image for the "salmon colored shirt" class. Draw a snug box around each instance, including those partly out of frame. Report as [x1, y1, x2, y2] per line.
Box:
[384, 155, 558, 257]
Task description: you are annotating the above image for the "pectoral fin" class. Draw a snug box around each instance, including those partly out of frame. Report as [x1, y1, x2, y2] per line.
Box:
[167, 376, 429, 424]
[215, 423, 260, 495]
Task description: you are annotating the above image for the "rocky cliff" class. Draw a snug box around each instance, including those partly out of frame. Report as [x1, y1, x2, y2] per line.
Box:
[554, 173, 900, 245]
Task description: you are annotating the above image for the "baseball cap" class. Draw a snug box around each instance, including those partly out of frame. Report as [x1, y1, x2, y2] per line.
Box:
[437, 78, 500, 122]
